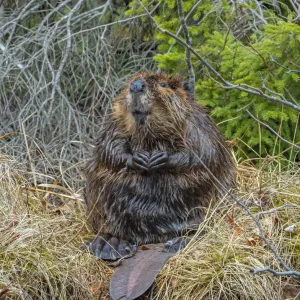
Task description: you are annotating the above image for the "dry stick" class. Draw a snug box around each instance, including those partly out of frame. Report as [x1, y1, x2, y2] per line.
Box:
[52, 0, 85, 101]
[289, 0, 300, 20]
[38, 0, 73, 31]
[21, 119, 36, 187]
[137, 0, 300, 113]
[0, 40, 25, 70]
[0, 0, 46, 41]
[24, 186, 84, 202]
[177, 0, 195, 98]
[251, 267, 300, 277]
[138, 0, 300, 279]
[168, 0, 204, 53]
[269, 55, 300, 74]
[246, 110, 300, 150]
[253, 0, 268, 24]
[72, 4, 106, 22]
[256, 204, 298, 217]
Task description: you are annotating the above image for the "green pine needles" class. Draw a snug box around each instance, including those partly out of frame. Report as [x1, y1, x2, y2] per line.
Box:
[127, 0, 300, 166]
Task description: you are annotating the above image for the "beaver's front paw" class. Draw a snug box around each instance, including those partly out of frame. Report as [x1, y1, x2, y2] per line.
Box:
[149, 151, 169, 172]
[82, 235, 137, 260]
[127, 152, 150, 174]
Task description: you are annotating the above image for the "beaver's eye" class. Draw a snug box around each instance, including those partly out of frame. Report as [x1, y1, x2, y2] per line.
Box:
[160, 82, 168, 88]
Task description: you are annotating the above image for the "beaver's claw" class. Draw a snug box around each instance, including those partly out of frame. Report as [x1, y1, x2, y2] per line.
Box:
[149, 151, 169, 172]
[127, 152, 150, 173]
[82, 235, 137, 260]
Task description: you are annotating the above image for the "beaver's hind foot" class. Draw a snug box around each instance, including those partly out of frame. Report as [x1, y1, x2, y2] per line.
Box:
[82, 234, 137, 260]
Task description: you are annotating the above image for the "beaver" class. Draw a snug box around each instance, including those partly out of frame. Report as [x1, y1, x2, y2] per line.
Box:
[83, 72, 236, 260]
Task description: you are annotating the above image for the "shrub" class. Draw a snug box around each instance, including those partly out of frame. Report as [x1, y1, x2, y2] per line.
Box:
[127, 0, 300, 165]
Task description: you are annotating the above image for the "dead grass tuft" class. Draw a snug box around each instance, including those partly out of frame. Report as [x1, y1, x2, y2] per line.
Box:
[0, 157, 111, 299]
[155, 161, 300, 299]
[0, 156, 299, 299]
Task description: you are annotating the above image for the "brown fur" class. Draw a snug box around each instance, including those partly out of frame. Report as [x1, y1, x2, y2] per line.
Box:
[85, 72, 236, 245]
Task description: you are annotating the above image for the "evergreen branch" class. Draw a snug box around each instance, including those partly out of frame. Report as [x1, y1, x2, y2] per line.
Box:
[138, 0, 300, 113]
[246, 110, 300, 150]
[168, 0, 206, 53]
[177, 0, 195, 98]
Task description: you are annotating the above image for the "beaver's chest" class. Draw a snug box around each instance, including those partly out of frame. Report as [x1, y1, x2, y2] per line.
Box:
[103, 171, 202, 218]
[128, 135, 182, 154]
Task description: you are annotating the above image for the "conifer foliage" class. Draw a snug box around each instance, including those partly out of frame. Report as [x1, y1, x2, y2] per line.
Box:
[127, 0, 300, 164]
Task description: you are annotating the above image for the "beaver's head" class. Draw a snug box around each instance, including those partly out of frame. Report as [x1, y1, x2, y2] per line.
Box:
[113, 72, 193, 137]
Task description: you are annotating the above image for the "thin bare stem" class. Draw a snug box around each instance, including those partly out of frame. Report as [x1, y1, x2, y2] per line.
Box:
[177, 0, 195, 98]
[246, 110, 300, 150]
[256, 204, 298, 217]
[251, 266, 300, 278]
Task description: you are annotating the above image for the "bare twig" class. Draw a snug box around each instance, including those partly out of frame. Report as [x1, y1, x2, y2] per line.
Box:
[21, 118, 36, 187]
[251, 266, 300, 278]
[246, 110, 300, 150]
[62, 3, 161, 39]
[256, 204, 298, 217]
[269, 55, 300, 74]
[0, 0, 46, 42]
[177, 0, 195, 98]
[38, 0, 73, 30]
[0, 40, 25, 70]
[168, 0, 206, 53]
[50, 0, 85, 113]
[288, 0, 300, 20]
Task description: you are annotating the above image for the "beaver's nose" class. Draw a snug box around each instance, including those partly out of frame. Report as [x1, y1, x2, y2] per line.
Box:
[130, 79, 145, 93]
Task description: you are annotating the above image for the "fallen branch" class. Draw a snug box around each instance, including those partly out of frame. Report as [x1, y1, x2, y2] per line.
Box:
[255, 204, 298, 217]
[251, 266, 300, 278]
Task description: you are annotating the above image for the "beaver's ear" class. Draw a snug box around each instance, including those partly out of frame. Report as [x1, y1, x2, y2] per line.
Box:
[168, 76, 182, 90]
[183, 81, 195, 101]
[183, 82, 190, 91]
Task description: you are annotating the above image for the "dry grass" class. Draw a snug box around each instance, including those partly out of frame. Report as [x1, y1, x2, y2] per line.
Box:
[1, 3, 299, 300]
[0, 156, 111, 299]
[0, 1, 156, 189]
[155, 162, 300, 300]
[1, 155, 300, 300]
